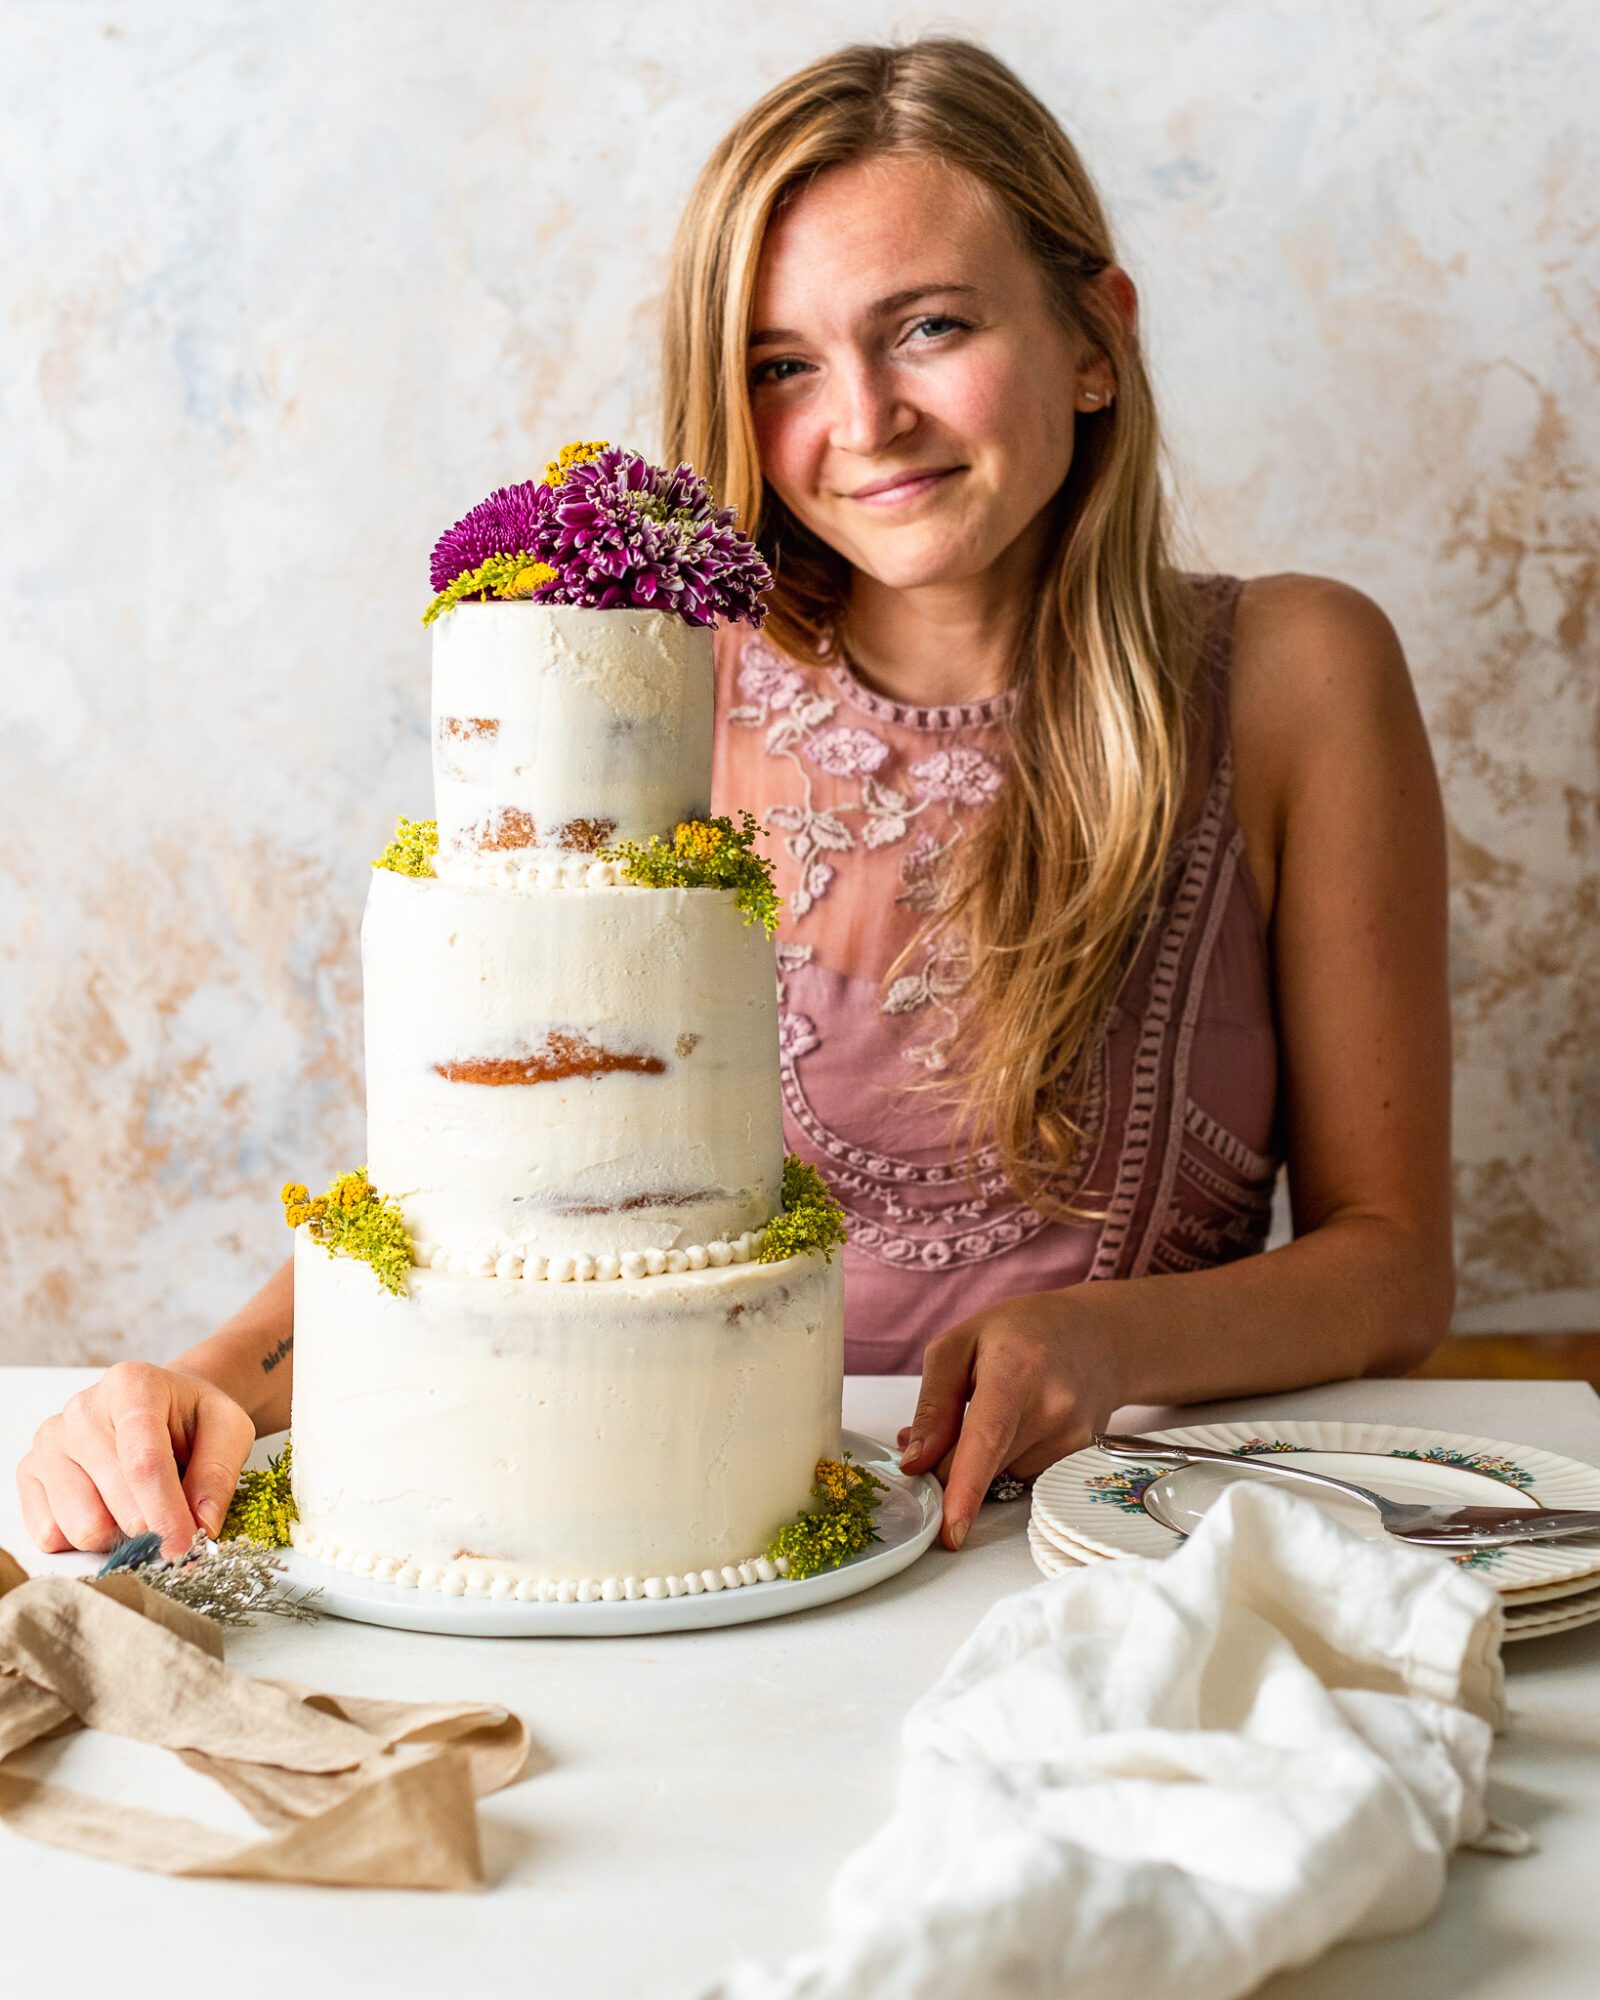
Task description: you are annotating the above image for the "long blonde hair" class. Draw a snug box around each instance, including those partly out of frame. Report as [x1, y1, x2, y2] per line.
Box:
[660, 37, 1206, 1218]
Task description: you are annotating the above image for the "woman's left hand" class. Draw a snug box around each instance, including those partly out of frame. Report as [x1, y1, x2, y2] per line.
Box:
[895, 1289, 1124, 1551]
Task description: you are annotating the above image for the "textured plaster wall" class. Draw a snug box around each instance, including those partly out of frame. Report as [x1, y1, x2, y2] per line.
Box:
[2, 1, 1595, 1361]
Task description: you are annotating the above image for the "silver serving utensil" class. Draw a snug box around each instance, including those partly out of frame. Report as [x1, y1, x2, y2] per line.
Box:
[1094, 1432, 1600, 1547]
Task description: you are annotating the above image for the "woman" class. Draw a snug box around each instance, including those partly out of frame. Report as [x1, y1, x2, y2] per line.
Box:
[16, 37, 1452, 1561]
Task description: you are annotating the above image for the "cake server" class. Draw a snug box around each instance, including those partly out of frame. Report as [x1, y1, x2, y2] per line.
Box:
[1092, 1432, 1600, 1548]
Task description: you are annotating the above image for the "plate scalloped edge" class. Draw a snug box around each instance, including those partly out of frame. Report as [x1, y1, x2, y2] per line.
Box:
[1031, 1419, 1600, 1598]
[1024, 1514, 1600, 1645]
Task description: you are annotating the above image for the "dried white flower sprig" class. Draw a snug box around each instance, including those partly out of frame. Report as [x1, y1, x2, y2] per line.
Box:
[97, 1531, 323, 1628]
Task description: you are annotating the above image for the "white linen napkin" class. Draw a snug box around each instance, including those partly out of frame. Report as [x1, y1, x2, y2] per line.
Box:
[709, 1481, 1522, 2000]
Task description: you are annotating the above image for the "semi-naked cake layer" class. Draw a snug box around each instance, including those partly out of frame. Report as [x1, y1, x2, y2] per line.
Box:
[362, 868, 784, 1262]
[289, 1232, 844, 1588]
[432, 602, 712, 863]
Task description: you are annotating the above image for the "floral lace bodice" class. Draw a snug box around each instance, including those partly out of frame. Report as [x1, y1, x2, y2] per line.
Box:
[712, 574, 1282, 1373]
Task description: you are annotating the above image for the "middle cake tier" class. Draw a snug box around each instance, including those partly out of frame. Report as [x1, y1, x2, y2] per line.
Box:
[364, 867, 785, 1263]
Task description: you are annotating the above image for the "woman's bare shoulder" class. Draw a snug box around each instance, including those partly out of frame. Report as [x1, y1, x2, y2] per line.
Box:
[1225, 572, 1426, 926]
[1230, 571, 1417, 752]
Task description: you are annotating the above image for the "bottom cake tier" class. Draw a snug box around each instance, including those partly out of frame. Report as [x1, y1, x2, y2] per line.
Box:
[288, 1231, 844, 1596]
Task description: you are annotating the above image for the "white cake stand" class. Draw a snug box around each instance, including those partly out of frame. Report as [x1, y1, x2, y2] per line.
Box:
[274, 1430, 943, 1637]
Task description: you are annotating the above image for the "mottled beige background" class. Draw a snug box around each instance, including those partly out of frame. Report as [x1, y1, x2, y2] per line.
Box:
[2, 2, 1595, 1362]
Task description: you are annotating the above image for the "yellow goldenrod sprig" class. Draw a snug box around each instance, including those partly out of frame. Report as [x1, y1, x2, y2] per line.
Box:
[758, 1155, 847, 1265]
[603, 812, 781, 936]
[767, 1455, 888, 1580]
[422, 552, 559, 626]
[372, 816, 438, 877]
[282, 1167, 413, 1297]
[221, 1440, 298, 1549]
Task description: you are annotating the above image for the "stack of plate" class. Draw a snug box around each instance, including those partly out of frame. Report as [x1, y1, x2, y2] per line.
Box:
[1028, 1419, 1600, 1643]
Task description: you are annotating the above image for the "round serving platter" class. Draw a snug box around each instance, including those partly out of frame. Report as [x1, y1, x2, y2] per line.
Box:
[1027, 1420, 1600, 1643]
[275, 1431, 942, 1637]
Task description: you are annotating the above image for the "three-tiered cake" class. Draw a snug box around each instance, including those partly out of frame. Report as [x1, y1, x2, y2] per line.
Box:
[286, 448, 845, 1600]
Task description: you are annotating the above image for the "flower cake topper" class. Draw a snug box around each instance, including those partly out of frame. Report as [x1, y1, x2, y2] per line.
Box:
[424, 440, 772, 628]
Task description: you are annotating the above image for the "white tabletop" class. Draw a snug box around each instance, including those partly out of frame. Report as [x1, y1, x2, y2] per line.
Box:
[5, 1368, 1600, 1999]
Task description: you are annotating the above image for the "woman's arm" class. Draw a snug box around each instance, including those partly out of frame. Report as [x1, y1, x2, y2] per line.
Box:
[901, 576, 1454, 1546]
[171, 1255, 297, 1432]
[16, 1255, 294, 1558]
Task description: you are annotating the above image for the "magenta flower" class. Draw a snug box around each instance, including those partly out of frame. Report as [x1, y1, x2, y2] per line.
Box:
[429, 480, 557, 593]
[430, 447, 773, 628]
[806, 725, 890, 777]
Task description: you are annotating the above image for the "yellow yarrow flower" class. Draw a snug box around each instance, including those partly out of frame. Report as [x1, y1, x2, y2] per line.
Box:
[545, 439, 609, 485]
[279, 1167, 412, 1296]
[673, 821, 722, 865]
[814, 1459, 853, 1505]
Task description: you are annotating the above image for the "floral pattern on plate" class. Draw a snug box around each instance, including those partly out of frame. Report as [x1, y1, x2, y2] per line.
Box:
[1083, 1441, 1513, 1568]
[1087, 1439, 1311, 1515]
[1035, 1419, 1600, 1597]
[1391, 1446, 1534, 1489]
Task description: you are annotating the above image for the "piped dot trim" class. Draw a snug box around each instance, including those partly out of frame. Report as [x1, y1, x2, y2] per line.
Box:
[291, 1523, 791, 1600]
[411, 1228, 767, 1283]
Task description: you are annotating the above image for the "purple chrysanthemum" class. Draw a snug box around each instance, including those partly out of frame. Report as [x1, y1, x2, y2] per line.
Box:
[530, 448, 773, 628]
[427, 448, 772, 627]
[429, 479, 557, 593]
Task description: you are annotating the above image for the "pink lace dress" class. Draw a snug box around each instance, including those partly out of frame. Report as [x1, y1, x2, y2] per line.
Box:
[712, 574, 1281, 1374]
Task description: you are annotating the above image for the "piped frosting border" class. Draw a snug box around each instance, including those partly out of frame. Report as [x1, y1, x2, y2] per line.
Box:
[291, 1522, 791, 1601]
[432, 851, 635, 892]
[414, 1227, 767, 1283]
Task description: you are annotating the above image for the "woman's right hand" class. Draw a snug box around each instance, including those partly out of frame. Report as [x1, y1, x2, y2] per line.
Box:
[16, 1362, 257, 1559]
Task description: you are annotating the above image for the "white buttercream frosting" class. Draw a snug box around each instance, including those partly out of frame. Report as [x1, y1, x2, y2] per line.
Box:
[431, 602, 712, 860]
[290, 1237, 844, 1583]
[363, 869, 784, 1262]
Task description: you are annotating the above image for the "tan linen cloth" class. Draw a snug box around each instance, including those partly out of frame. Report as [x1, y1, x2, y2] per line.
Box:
[0, 1545, 529, 1888]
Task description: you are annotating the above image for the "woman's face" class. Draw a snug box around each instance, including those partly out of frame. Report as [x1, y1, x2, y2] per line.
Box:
[747, 152, 1115, 594]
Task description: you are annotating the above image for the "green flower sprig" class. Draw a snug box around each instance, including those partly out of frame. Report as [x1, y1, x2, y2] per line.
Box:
[422, 551, 559, 626]
[759, 1154, 847, 1265]
[767, 1455, 888, 1580]
[221, 1440, 298, 1549]
[603, 812, 781, 936]
[373, 816, 438, 877]
[282, 1167, 414, 1296]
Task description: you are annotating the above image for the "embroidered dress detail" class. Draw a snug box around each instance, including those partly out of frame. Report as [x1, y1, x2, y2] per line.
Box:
[712, 576, 1282, 1372]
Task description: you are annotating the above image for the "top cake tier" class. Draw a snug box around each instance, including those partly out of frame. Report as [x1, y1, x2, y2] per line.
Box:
[432, 604, 713, 865]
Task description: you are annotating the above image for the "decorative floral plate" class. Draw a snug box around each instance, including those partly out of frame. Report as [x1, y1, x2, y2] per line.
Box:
[275, 1431, 942, 1638]
[1031, 1421, 1600, 1598]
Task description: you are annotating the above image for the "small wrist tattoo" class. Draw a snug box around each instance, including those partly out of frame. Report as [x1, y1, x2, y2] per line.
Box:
[260, 1333, 294, 1376]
